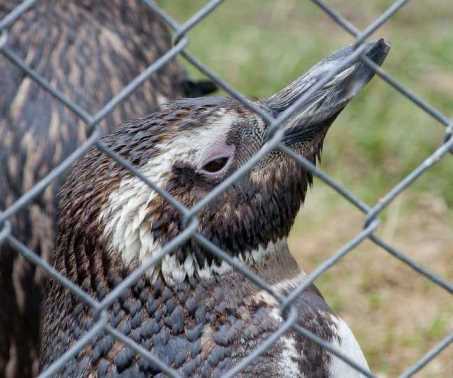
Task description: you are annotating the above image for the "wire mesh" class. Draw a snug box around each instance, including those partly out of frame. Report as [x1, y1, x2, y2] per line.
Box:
[0, 0, 451, 377]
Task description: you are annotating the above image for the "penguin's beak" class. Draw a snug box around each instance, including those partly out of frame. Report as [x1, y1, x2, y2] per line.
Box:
[265, 39, 390, 145]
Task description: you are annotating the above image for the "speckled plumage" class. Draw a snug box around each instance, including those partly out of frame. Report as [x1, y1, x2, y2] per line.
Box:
[41, 40, 390, 376]
[43, 255, 339, 377]
[0, 1, 215, 377]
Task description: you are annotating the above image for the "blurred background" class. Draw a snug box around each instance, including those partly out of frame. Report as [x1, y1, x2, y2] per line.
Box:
[161, 1, 452, 376]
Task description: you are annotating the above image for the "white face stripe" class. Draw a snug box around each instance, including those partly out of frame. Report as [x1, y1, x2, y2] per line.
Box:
[99, 110, 236, 264]
[99, 159, 167, 266]
[160, 110, 237, 168]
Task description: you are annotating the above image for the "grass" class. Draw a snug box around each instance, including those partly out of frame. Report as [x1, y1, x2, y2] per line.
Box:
[160, 1, 453, 376]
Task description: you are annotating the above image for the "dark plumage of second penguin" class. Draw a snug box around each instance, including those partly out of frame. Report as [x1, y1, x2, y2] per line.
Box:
[41, 40, 390, 377]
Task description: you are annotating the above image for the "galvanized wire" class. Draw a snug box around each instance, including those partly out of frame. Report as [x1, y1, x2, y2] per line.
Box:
[0, 0, 451, 377]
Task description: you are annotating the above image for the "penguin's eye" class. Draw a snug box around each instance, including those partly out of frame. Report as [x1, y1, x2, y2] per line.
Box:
[200, 156, 230, 174]
[198, 140, 235, 176]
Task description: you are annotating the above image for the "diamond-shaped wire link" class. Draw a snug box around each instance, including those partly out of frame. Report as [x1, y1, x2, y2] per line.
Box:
[0, 0, 450, 376]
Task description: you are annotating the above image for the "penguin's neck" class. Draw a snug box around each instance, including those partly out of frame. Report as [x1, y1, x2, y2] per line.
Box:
[94, 234, 302, 288]
[157, 238, 303, 287]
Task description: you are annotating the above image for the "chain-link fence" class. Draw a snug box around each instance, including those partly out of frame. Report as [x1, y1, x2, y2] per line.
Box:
[0, 0, 452, 377]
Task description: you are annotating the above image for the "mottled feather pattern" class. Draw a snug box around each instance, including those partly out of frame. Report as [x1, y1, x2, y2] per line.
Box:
[38, 40, 389, 376]
[41, 100, 337, 377]
[42, 251, 338, 377]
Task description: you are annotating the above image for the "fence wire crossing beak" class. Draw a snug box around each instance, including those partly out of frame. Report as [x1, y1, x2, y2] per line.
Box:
[0, 0, 451, 377]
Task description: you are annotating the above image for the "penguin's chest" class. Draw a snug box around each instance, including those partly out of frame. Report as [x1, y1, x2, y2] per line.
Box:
[52, 275, 298, 376]
[52, 273, 347, 378]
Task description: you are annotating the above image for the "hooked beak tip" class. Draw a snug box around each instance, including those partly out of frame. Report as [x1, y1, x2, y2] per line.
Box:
[265, 39, 390, 144]
[265, 38, 391, 117]
[365, 38, 391, 66]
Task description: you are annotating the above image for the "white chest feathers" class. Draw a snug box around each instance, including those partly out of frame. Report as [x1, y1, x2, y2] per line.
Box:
[262, 273, 370, 378]
[328, 316, 370, 378]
